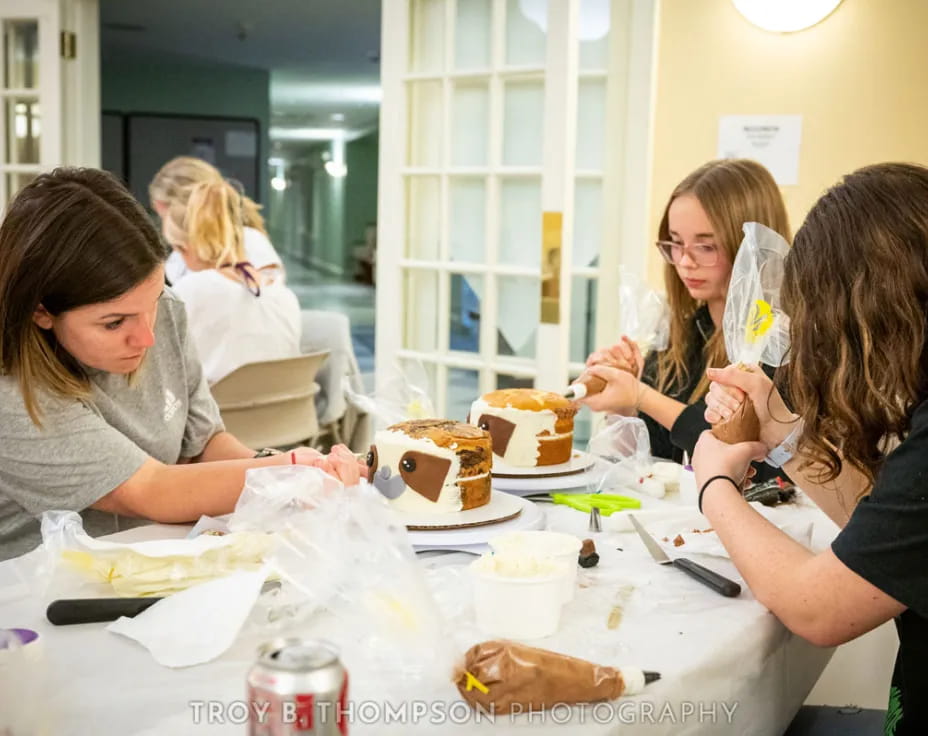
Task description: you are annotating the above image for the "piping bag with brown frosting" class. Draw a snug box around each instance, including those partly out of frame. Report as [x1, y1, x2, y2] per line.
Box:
[563, 374, 609, 400]
[455, 640, 659, 713]
[710, 224, 791, 444]
[710, 366, 762, 443]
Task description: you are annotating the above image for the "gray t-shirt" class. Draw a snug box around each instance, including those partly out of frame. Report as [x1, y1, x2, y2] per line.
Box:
[0, 290, 224, 560]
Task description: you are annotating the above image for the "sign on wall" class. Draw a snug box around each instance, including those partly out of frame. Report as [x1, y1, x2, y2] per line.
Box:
[718, 114, 802, 186]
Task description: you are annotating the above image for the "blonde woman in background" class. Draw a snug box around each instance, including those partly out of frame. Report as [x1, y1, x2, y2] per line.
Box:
[149, 156, 283, 285]
[579, 159, 790, 481]
[164, 178, 301, 384]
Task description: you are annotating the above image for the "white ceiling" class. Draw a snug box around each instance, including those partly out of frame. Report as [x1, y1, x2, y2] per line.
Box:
[100, 0, 382, 137]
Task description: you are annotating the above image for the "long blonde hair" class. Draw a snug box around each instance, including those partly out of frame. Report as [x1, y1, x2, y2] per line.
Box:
[149, 156, 266, 235]
[655, 159, 791, 401]
[163, 180, 246, 268]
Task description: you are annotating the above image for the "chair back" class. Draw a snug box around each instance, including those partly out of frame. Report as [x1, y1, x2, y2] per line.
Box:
[211, 351, 330, 449]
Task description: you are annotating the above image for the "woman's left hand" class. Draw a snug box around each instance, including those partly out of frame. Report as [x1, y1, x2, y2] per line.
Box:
[292, 444, 366, 485]
[321, 444, 366, 485]
[692, 430, 767, 492]
[584, 336, 644, 378]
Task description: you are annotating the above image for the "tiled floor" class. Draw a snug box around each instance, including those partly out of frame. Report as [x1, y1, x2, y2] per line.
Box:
[284, 259, 376, 384]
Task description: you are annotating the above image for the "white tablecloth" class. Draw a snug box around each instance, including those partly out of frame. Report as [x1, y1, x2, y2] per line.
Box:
[0, 495, 836, 736]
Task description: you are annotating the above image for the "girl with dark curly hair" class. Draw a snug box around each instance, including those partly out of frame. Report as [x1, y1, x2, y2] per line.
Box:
[695, 162, 928, 734]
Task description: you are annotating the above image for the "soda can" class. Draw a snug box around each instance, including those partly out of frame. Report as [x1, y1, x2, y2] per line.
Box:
[247, 637, 348, 735]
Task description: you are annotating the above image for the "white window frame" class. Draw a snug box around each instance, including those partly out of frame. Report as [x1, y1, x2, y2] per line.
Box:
[376, 0, 658, 415]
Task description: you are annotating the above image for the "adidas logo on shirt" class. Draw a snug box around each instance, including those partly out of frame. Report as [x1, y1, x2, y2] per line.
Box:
[163, 389, 182, 422]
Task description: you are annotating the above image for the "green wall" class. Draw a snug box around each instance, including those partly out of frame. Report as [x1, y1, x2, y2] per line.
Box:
[311, 154, 346, 274]
[100, 47, 271, 206]
[343, 131, 379, 273]
[272, 133, 379, 276]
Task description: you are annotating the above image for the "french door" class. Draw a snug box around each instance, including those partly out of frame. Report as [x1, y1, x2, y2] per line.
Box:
[376, 0, 657, 439]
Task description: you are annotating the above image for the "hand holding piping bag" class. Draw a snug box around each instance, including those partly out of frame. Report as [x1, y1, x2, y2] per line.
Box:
[711, 223, 791, 444]
[569, 363, 642, 413]
[569, 336, 645, 402]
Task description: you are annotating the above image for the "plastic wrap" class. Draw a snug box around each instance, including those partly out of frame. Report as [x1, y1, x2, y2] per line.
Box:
[586, 416, 678, 498]
[229, 467, 456, 696]
[343, 360, 436, 431]
[618, 267, 670, 354]
[714, 223, 791, 443]
[721, 223, 791, 368]
[37, 510, 273, 598]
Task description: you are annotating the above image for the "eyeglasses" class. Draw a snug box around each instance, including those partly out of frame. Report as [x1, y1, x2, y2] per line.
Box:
[655, 240, 721, 267]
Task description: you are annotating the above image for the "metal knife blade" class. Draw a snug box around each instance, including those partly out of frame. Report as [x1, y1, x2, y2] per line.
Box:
[628, 514, 741, 597]
[629, 514, 672, 563]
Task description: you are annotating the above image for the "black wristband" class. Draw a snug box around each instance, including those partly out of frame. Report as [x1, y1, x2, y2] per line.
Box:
[698, 475, 741, 513]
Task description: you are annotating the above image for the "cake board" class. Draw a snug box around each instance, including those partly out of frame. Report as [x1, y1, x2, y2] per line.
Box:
[491, 449, 596, 479]
[405, 494, 545, 551]
[398, 490, 524, 530]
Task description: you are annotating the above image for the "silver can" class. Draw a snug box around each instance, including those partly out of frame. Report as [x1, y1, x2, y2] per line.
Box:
[247, 638, 348, 735]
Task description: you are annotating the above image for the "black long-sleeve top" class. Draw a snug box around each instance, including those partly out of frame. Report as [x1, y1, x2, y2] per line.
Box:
[639, 306, 781, 483]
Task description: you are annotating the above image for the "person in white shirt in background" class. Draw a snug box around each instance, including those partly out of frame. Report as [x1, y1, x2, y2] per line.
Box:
[163, 178, 301, 385]
[148, 156, 284, 286]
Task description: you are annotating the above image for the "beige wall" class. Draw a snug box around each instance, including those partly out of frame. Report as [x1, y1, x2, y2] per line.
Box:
[647, 0, 928, 284]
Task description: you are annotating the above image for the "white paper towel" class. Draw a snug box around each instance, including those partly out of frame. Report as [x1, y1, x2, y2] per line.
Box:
[107, 565, 269, 668]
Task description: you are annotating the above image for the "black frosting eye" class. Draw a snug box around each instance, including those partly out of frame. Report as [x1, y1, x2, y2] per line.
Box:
[366, 445, 378, 468]
[401, 457, 417, 473]
[479, 420, 490, 431]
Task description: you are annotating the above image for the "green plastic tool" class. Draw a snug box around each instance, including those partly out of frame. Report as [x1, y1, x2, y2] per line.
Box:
[547, 493, 641, 516]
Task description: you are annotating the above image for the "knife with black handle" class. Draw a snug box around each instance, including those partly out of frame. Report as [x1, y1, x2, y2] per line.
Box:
[629, 514, 742, 597]
[668, 558, 742, 597]
[46, 596, 163, 625]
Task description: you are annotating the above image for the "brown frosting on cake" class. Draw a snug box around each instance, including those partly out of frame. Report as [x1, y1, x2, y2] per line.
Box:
[480, 389, 578, 437]
[481, 388, 572, 412]
[385, 419, 491, 509]
[536, 435, 573, 465]
[389, 418, 487, 447]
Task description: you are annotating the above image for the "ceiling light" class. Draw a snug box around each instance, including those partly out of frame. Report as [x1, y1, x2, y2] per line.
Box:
[270, 126, 347, 142]
[324, 161, 347, 178]
[731, 0, 843, 33]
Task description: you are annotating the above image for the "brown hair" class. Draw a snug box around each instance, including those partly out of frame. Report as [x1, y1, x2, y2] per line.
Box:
[149, 156, 266, 235]
[783, 163, 928, 486]
[0, 167, 168, 424]
[655, 159, 791, 401]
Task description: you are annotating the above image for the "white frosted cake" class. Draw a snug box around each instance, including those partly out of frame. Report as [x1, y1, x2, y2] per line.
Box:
[368, 419, 492, 514]
[468, 389, 577, 467]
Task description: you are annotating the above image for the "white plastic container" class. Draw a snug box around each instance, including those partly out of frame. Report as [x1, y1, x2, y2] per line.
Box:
[489, 530, 581, 602]
[470, 555, 571, 639]
[0, 628, 44, 735]
[678, 467, 699, 506]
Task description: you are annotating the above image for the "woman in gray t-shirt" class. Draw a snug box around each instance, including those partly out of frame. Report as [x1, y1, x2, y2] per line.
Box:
[0, 168, 362, 561]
